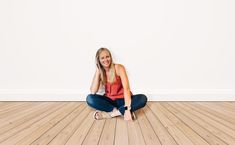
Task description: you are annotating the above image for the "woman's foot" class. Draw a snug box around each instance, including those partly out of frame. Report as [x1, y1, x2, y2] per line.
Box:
[93, 108, 121, 120]
[93, 111, 112, 120]
[110, 108, 122, 117]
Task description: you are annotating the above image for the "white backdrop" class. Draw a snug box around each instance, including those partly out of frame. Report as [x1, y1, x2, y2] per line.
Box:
[0, 0, 235, 101]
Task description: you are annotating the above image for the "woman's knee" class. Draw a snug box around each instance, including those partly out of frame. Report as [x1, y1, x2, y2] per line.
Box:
[86, 94, 96, 106]
[139, 94, 148, 107]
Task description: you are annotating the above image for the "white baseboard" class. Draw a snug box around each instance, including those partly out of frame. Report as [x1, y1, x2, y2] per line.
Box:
[0, 89, 234, 101]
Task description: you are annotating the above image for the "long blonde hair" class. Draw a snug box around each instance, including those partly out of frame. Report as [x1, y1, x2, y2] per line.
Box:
[95, 48, 116, 84]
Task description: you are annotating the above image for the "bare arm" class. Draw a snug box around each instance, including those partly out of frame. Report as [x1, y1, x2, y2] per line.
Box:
[90, 68, 101, 94]
[118, 65, 132, 106]
[118, 64, 133, 121]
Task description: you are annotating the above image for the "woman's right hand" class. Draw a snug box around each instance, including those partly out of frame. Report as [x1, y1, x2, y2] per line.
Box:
[124, 110, 133, 121]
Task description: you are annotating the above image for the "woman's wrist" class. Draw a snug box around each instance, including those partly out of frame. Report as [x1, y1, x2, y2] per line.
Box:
[124, 105, 131, 111]
[96, 68, 100, 75]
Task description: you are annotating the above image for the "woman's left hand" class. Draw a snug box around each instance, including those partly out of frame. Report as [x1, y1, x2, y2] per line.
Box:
[124, 110, 133, 121]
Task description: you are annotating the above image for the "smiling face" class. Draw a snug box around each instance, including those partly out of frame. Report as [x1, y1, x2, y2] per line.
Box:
[99, 50, 112, 68]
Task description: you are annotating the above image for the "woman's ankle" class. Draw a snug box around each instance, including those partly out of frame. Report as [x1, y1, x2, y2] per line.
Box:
[109, 108, 121, 117]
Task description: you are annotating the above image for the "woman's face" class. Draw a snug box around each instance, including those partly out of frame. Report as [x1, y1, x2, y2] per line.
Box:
[99, 50, 111, 68]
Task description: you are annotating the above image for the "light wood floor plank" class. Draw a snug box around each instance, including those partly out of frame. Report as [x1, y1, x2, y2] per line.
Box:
[0, 102, 32, 118]
[0, 102, 78, 145]
[65, 111, 94, 145]
[48, 106, 91, 145]
[0, 102, 27, 112]
[195, 102, 235, 125]
[114, 117, 129, 145]
[197, 102, 235, 124]
[173, 102, 235, 144]
[176, 102, 235, 144]
[30, 103, 84, 145]
[82, 119, 106, 145]
[137, 109, 161, 145]
[207, 102, 235, 113]
[0, 101, 234, 145]
[15, 102, 80, 145]
[223, 102, 235, 109]
[0, 102, 45, 126]
[127, 111, 146, 145]
[215, 102, 235, 110]
[186, 102, 235, 130]
[166, 102, 227, 145]
[98, 118, 116, 145]
[0, 102, 65, 142]
[148, 102, 194, 145]
[143, 106, 177, 145]
[159, 102, 210, 145]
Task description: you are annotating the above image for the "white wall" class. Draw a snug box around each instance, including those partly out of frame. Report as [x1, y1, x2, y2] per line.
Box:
[0, 0, 235, 101]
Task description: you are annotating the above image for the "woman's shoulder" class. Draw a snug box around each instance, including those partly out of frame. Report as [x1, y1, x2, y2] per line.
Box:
[114, 64, 125, 76]
[114, 63, 125, 70]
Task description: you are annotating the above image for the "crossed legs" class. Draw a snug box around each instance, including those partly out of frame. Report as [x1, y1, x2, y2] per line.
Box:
[86, 93, 147, 119]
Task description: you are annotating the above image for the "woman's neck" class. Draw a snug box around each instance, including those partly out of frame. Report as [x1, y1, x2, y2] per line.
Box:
[104, 63, 114, 72]
[104, 67, 110, 72]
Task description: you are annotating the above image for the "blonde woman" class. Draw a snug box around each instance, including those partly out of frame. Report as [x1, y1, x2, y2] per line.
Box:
[86, 48, 147, 121]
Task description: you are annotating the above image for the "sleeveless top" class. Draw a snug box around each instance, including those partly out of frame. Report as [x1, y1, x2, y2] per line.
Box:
[104, 71, 124, 100]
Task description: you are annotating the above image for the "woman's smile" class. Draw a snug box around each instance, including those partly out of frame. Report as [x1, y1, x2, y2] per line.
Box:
[99, 50, 111, 67]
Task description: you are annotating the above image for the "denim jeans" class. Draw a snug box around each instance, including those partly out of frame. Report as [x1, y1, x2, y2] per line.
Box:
[86, 94, 147, 115]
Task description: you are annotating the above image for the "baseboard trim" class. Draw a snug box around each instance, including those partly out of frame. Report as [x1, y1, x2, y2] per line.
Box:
[0, 89, 234, 101]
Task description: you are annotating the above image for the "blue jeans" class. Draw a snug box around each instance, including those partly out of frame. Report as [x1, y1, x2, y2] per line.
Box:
[86, 94, 147, 115]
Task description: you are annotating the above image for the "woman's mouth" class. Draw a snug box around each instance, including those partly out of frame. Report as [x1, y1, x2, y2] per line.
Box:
[103, 62, 110, 65]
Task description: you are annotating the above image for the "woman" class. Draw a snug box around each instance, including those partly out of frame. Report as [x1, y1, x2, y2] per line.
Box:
[86, 48, 147, 121]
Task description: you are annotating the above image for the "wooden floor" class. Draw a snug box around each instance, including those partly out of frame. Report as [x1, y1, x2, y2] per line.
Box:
[0, 102, 234, 145]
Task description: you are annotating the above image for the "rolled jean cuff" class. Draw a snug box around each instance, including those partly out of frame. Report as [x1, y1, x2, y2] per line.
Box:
[119, 106, 125, 115]
[118, 106, 132, 115]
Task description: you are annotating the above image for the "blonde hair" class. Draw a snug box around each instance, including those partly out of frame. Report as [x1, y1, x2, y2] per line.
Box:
[95, 48, 116, 84]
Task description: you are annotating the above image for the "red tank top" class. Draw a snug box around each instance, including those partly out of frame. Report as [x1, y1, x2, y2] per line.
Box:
[105, 73, 124, 100]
